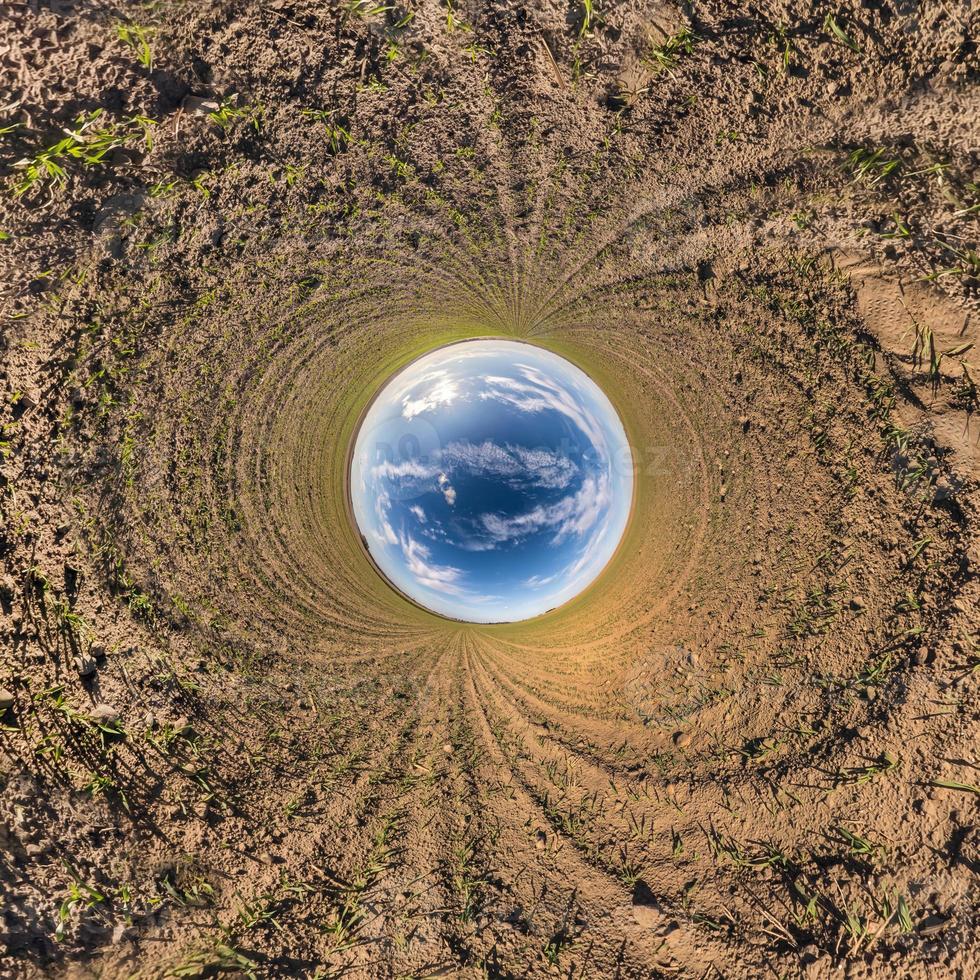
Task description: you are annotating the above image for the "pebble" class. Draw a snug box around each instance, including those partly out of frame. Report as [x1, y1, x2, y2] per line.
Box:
[919, 914, 948, 936]
[672, 731, 692, 747]
[0, 688, 14, 711]
[442, 742, 453, 754]
[173, 716, 194, 738]
[912, 646, 931, 666]
[850, 596, 866, 610]
[632, 902, 661, 929]
[17, 390, 39, 410]
[75, 654, 97, 677]
[535, 829, 547, 850]
[183, 95, 220, 115]
[89, 703, 120, 726]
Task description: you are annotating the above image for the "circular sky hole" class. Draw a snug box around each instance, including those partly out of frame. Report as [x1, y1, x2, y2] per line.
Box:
[349, 339, 634, 622]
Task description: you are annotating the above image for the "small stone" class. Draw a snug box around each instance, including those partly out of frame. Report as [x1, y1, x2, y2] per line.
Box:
[534, 829, 547, 850]
[143, 711, 157, 730]
[89, 703, 120, 726]
[918, 914, 948, 936]
[672, 731, 691, 747]
[632, 902, 661, 928]
[442, 742, 453, 754]
[68, 387, 85, 407]
[172, 716, 195, 738]
[17, 389, 39, 410]
[912, 646, 930, 666]
[183, 95, 220, 115]
[850, 596, 865, 610]
[0, 688, 14, 711]
[801, 943, 820, 963]
[75, 654, 97, 677]
[631, 879, 662, 928]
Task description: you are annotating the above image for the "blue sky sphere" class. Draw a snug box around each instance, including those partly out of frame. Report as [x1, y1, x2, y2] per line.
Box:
[349, 340, 634, 622]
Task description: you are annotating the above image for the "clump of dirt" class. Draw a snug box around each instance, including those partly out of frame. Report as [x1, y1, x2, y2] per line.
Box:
[0, 2, 977, 978]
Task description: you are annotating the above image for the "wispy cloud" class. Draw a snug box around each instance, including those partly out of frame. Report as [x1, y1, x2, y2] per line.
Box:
[370, 440, 578, 503]
[441, 440, 578, 490]
[371, 458, 438, 482]
[478, 365, 607, 456]
[373, 490, 399, 546]
[399, 533, 466, 594]
[400, 370, 459, 420]
[478, 473, 611, 546]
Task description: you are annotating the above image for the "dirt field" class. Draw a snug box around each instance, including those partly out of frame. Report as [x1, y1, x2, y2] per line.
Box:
[1, 1, 978, 977]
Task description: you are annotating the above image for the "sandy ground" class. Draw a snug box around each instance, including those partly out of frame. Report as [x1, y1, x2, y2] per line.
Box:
[1, 1, 978, 977]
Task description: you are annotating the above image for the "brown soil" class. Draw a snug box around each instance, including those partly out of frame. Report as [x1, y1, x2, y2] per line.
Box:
[1, 2, 978, 978]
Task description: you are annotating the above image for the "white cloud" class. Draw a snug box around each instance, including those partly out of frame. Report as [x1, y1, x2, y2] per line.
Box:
[437, 472, 456, 506]
[441, 440, 577, 490]
[373, 490, 399, 545]
[399, 532, 466, 595]
[401, 371, 459, 420]
[409, 504, 426, 523]
[478, 472, 611, 546]
[371, 458, 438, 482]
[478, 365, 608, 457]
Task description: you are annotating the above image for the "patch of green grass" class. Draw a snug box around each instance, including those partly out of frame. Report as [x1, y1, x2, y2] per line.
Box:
[117, 22, 154, 69]
[300, 109, 351, 154]
[847, 148, 901, 187]
[56, 878, 106, 941]
[169, 942, 259, 979]
[824, 12, 861, 53]
[834, 752, 898, 787]
[930, 778, 980, 795]
[208, 99, 263, 133]
[13, 110, 155, 196]
[643, 28, 698, 76]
